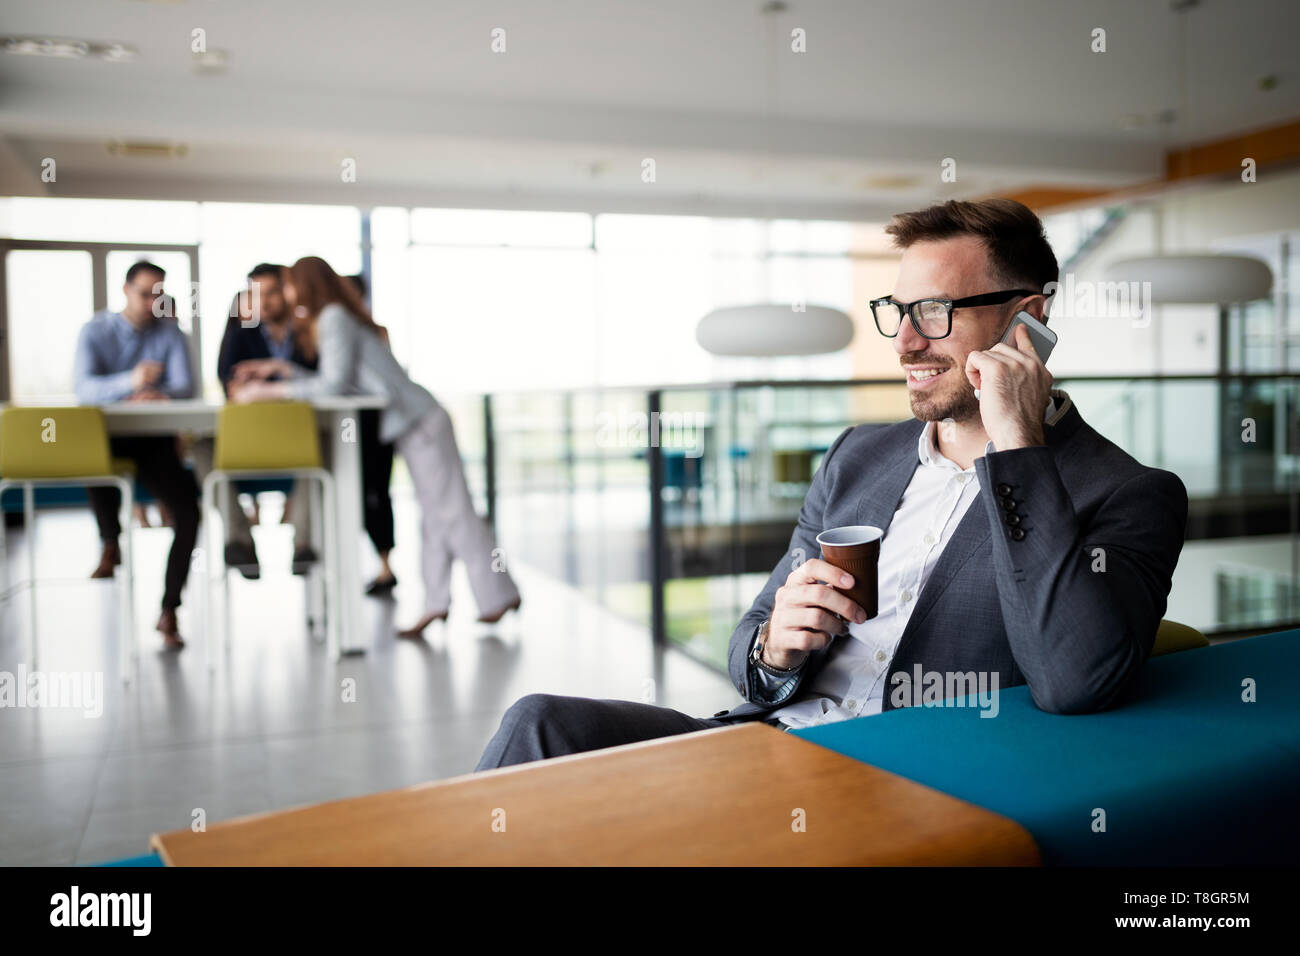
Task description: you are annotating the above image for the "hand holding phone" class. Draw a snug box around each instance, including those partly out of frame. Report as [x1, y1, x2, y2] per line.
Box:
[1000, 310, 1056, 363]
[974, 310, 1056, 399]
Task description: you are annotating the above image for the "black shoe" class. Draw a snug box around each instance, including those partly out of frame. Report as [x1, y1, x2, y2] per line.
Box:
[365, 574, 398, 596]
[224, 542, 260, 580]
[90, 541, 122, 579]
[292, 546, 319, 576]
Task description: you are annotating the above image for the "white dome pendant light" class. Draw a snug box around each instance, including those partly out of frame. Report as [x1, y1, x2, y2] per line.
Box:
[1105, 254, 1272, 304]
[695, 1, 854, 358]
[1105, 0, 1272, 305]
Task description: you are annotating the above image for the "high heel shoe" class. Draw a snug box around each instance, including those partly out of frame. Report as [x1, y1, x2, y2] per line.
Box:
[365, 573, 398, 596]
[397, 610, 447, 639]
[477, 597, 521, 625]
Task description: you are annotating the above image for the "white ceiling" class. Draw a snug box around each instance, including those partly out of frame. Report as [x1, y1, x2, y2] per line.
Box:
[1, 0, 1297, 219]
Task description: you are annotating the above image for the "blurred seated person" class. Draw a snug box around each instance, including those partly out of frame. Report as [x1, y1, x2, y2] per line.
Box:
[133, 292, 178, 529]
[188, 263, 320, 579]
[73, 260, 199, 649]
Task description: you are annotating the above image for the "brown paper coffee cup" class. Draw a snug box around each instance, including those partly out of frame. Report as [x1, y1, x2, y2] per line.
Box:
[815, 525, 882, 621]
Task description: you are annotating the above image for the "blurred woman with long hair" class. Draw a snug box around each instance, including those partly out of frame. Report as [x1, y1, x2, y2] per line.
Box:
[228, 255, 520, 636]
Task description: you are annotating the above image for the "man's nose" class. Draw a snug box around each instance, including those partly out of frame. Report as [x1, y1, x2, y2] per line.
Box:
[893, 316, 927, 356]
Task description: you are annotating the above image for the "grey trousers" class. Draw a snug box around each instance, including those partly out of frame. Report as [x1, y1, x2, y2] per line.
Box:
[396, 405, 519, 617]
[474, 693, 779, 771]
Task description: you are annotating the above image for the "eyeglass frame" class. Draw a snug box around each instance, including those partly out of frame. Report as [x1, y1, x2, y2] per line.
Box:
[870, 288, 1047, 340]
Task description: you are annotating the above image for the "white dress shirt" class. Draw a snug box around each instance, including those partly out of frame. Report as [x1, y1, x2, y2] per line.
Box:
[765, 389, 1072, 729]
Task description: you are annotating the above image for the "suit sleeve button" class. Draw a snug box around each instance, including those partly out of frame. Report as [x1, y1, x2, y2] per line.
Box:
[996, 483, 1012, 496]
[1010, 527, 1025, 541]
[1000, 496, 1016, 510]
[1005, 512, 1021, 526]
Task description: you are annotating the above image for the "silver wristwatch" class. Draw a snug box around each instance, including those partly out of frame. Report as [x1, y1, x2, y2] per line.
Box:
[750, 619, 800, 674]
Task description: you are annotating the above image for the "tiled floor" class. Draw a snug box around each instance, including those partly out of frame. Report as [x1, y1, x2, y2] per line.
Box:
[0, 492, 736, 865]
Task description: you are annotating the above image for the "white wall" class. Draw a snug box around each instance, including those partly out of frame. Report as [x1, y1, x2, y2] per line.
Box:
[1050, 167, 1300, 377]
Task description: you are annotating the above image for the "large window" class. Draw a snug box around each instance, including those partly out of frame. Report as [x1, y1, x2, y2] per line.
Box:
[0, 198, 361, 402]
[1, 197, 869, 404]
[374, 209, 861, 396]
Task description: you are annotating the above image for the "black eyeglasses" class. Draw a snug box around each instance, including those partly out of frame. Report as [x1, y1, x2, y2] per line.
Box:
[870, 289, 1042, 339]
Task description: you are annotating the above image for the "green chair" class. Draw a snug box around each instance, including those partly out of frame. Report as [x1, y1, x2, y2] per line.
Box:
[0, 406, 136, 678]
[1152, 619, 1210, 656]
[199, 402, 339, 668]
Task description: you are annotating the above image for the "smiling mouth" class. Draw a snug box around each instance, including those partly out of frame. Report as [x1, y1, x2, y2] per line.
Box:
[907, 367, 949, 382]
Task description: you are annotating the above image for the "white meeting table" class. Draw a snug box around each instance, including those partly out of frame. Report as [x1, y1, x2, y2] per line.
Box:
[101, 396, 386, 657]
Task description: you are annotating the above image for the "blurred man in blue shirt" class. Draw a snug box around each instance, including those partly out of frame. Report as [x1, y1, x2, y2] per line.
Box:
[73, 260, 200, 649]
[74, 270, 194, 404]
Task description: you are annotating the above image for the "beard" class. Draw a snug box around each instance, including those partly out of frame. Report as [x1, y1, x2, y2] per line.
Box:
[908, 369, 981, 424]
[906, 323, 1008, 424]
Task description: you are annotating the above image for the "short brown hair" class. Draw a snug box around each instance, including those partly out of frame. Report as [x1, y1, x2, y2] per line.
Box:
[885, 198, 1059, 294]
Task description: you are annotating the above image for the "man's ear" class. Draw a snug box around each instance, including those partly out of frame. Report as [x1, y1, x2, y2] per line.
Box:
[1023, 295, 1049, 324]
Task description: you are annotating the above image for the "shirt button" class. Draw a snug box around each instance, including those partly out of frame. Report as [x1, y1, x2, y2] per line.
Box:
[923, 532, 935, 545]
[900, 589, 912, 602]
[874, 649, 887, 662]
[845, 698, 857, 710]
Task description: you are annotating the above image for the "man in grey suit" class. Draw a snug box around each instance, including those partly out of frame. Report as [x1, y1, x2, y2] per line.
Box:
[475, 198, 1188, 770]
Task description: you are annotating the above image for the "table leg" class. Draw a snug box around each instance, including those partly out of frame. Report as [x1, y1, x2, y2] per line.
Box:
[24, 483, 37, 668]
[331, 409, 365, 655]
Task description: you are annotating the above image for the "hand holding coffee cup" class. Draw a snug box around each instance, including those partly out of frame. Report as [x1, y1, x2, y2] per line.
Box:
[815, 526, 882, 622]
[764, 555, 870, 671]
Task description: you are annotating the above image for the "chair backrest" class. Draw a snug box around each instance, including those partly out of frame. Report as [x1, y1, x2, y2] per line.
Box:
[0, 406, 113, 478]
[214, 401, 321, 472]
[1152, 619, 1210, 657]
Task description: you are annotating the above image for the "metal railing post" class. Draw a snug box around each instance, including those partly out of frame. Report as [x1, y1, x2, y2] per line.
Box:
[648, 389, 666, 647]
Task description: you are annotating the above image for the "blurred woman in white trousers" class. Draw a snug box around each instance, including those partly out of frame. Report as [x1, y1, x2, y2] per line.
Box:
[228, 255, 520, 636]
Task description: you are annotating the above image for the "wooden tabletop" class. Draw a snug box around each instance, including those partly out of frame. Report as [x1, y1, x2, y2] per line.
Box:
[151, 722, 1039, 866]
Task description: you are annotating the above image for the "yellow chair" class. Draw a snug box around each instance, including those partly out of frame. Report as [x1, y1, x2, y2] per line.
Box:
[1152, 619, 1210, 656]
[0, 406, 136, 678]
[199, 402, 339, 668]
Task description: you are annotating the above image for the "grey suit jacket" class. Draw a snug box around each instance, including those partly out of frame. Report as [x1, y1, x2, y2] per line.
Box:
[709, 396, 1189, 722]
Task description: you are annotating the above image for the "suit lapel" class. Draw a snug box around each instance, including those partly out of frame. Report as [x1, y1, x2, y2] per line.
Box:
[854, 419, 924, 532]
[800, 421, 923, 684]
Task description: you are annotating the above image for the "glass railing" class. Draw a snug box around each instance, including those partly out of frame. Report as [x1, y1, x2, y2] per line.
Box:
[453, 374, 1299, 673]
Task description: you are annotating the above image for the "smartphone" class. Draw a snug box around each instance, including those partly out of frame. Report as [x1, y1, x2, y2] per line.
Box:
[974, 310, 1056, 400]
[999, 310, 1056, 364]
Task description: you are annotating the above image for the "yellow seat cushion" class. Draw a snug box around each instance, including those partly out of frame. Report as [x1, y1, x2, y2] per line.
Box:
[214, 401, 321, 472]
[1152, 619, 1209, 657]
[0, 406, 113, 479]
